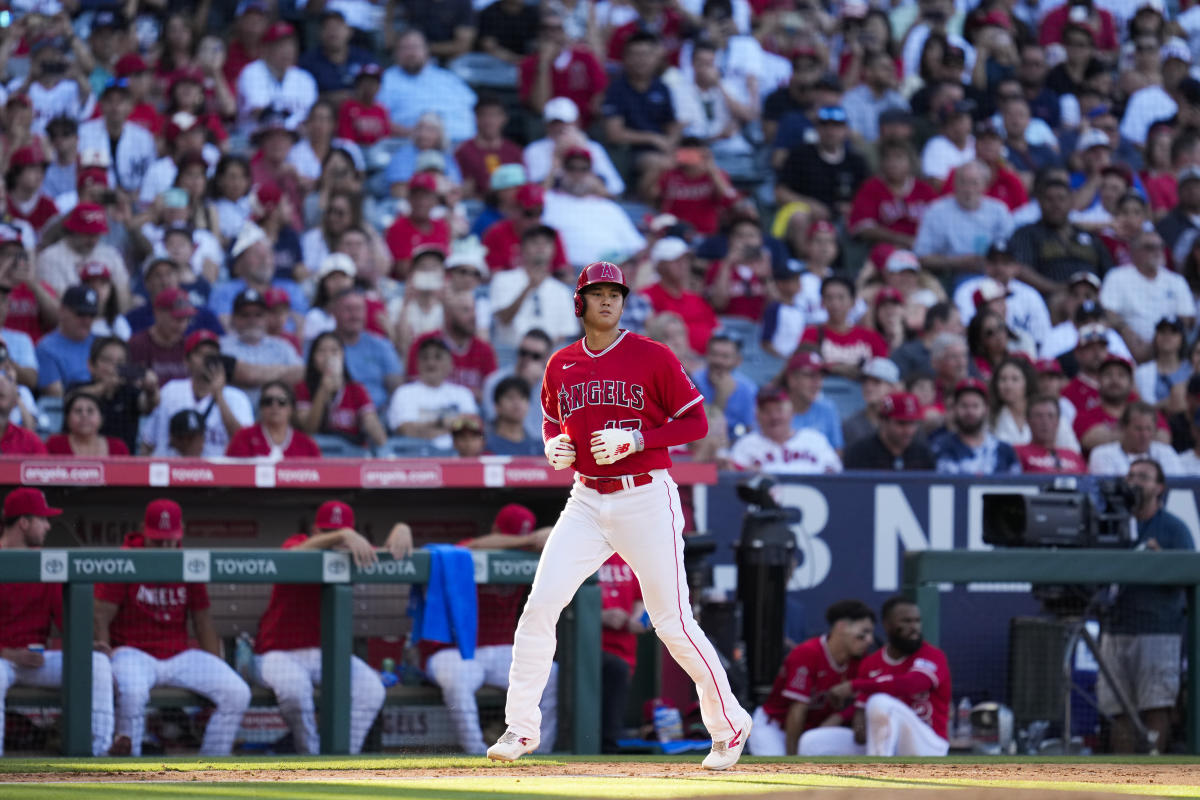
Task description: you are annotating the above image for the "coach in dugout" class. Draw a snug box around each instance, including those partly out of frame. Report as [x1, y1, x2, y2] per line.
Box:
[255, 501, 413, 754]
[96, 500, 251, 756]
[0, 488, 113, 756]
[1098, 459, 1194, 753]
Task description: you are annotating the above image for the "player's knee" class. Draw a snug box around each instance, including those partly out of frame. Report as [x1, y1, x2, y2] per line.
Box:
[865, 693, 890, 721]
[358, 673, 386, 711]
[217, 677, 252, 710]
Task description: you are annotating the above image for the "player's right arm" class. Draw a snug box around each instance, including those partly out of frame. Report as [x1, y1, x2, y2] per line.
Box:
[93, 599, 120, 654]
[784, 701, 810, 755]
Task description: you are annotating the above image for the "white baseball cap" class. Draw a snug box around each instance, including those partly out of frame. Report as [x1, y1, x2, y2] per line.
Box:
[230, 222, 267, 260]
[862, 357, 900, 383]
[318, 252, 357, 279]
[885, 250, 920, 272]
[1078, 128, 1111, 151]
[543, 96, 579, 124]
[650, 236, 689, 263]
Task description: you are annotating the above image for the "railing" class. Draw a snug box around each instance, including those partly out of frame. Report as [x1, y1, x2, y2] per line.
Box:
[0, 548, 600, 756]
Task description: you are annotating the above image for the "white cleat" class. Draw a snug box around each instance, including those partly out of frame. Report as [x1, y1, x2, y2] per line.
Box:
[486, 730, 540, 762]
[702, 717, 752, 771]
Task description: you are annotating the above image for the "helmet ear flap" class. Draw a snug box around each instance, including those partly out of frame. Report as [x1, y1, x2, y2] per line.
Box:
[574, 292, 584, 317]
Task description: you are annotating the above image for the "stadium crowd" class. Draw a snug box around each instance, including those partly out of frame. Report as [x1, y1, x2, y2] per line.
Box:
[0, 2, 1196, 474]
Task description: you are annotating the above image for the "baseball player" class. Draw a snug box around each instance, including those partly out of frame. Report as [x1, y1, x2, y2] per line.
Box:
[95, 500, 252, 756]
[800, 596, 951, 757]
[748, 600, 875, 756]
[486, 261, 752, 770]
[0, 488, 113, 756]
[422, 504, 557, 755]
[254, 500, 411, 754]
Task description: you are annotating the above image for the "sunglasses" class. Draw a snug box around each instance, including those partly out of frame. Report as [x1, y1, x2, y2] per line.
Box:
[518, 348, 547, 360]
[260, 396, 290, 407]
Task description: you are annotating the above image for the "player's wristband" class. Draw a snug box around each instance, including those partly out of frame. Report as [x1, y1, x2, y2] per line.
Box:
[632, 430, 644, 452]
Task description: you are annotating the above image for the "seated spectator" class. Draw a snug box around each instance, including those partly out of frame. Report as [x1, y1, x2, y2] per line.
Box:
[335, 64, 391, 147]
[45, 391, 130, 457]
[913, 161, 1013, 276]
[800, 277, 888, 380]
[693, 333, 757, 441]
[1015, 395, 1087, 473]
[542, 151, 646, 267]
[704, 216, 775, 322]
[490, 226, 578, 347]
[930, 378, 1021, 474]
[518, 12, 606, 126]
[141, 331, 254, 456]
[954, 241, 1051, 348]
[967, 307, 1026, 380]
[848, 140, 936, 250]
[990, 357, 1079, 451]
[295, 332, 387, 448]
[869, 288, 909, 354]
[730, 387, 842, 474]
[304, 254, 360, 343]
[128, 288, 200, 385]
[602, 32, 680, 198]
[1135, 317, 1191, 410]
[523, 98, 624, 196]
[640, 237, 717, 355]
[79, 262, 130, 342]
[843, 392, 935, 471]
[406, 292, 497, 404]
[43, 116, 79, 201]
[298, 9, 375, 98]
[843, 51, 908, 145]
[393, 246, 449, 359]
[329, 289, 403, 410]
[762, 260, 807, 359]
[235, 21, 317, 133]
[379, 30, 477, 144]
[449, 413, 487, 457]
[999, 95, 1062, 182]
[921, 100, 976, 186]
[670, 44, 753, 157]
[476, 0, 541, 65]
[225, 380, 321, 459]
[70, 337, 157, 455]
[36, 286, 97, 397]
[386, 338, 478, 451]
[36, 204, 130, 307]
[1075, 356, 1169, 452]
[946, 123, 1027, 212]
[645, 311, 702, 375]
[650, 139, 739, 238]
[384, 173, 452, 279]
[1120, 41, 1193, 148]
[0, 223, 56, 348]
[1089, 402, 1183, 475]
[0, 369, 45, 454]
[1100, 230, 1194, 346]
[1009, 173, 1113, 295]
[219, 289, 304, 405]
[211, 224, 305, 326]
[486, 377, 541, 456]
[7, 143, 57, 234]
[1159, 166, 1200, 255]
[843, 358, 901, 447]
[404, 0, 476, 63]
[481, 328, 550, 439]
[927, 331, 970, 406]
[779, 350, 844, 452]
[126, 258, 222, 338]
[1101, 192, 1153, 267]
[776, 105, 869, 225]
[455, 97, 524, 199]
[162, 409, 205, 457]
[263, 288, 300, 355]
[1044, 286, 1133, 366]
[482, 184, 571, 276]
[892, 303, 963, 381]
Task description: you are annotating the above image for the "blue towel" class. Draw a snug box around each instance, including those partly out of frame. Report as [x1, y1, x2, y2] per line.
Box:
[407, 544, 478, 660]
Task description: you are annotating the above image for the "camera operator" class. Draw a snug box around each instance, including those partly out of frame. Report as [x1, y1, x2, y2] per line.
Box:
[1098, 458, 1195, 753]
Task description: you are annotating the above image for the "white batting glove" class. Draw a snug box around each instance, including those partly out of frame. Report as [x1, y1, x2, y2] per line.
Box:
[544, 433, 576, 470]
[590, 429, 642, 465]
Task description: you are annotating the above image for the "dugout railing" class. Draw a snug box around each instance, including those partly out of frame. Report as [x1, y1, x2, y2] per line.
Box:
[903, 549, 1200, 754]
[0, 548, 601, 757]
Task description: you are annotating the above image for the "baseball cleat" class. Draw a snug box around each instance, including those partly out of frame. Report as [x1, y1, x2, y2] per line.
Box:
[702, 717, 752, 770]
[487, 730, 539, 762]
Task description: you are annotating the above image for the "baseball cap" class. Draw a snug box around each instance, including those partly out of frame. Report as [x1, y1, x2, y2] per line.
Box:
[1100, 353, 1134, 373]
[412, 243, 447, 263]
[114, 53, 149, 78]
[1178, 165, 1200, 186]
[314, 500, 355, 531]
[79, 148, 110, 170]
[543, 96, 580, 124]
[650, 236, 689, 263]
[101, 78, 131, 98]
[974, 120, 1001, 139]
[787, 349, 824, 373]
[953, 377, 988, 400]
[808, 219, 836, 239]
[489, 163, 527, 192]
[869, 242, 897, 272]
[154, 287, 197, 319]
[169, 67, 205, 92]
[353, 63, 383, 83]
[184, 329, 220, 355]
[494, 503, 536, 536]
[1078, 128, 1111, 151]
[879, 392, 923, 422]
[862, 357, 900, 384]
[91, 10, 125, 30]
[262, 21, 297, 44]
[233, 288, 268, 312]
[885, 250, 919, 273]
[319, 252, 357, 280]
[9, 143, 47, 168]
[972, 278, 1010, 309]
[64, 203, 109, 235]
[79, 261, 112, 281]
[1157, 315, 1185, 332]
[1068, 270, 1102, 290]
[1076, 322, 1109, 345]
[3, 488, 62, 519]
[409, 172, 439, 195]
[231, 223, 267, 260]
[563, 146, 592, 164]
[878, 108, 914, 127]
[516, 183, 545, 210]
[169, 409, 205, 438]
[875, 287, 905, 307]
[415, 150, 448, 174]
[1035, 358, 1064, 375]
[755, 386, 790, 407]
[1161, 37, 1191, 63]
[937, 99, 976, 124]
[262, 287, 291, 309]
[450, 414, 485, 436]
[986, 240, 1014, 262]
[62, 286, 99, 316]
[144, 499, 184, 540]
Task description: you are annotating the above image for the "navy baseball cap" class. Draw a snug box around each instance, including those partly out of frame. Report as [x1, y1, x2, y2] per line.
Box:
[169, 409, 204, 438]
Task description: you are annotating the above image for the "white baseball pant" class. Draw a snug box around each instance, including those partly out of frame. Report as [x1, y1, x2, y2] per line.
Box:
[427, 644, 557, 755]
[111, 646, 251, 756]
[0, 651, 114, 756]
[505, 471, 749, 743]
[748, 705, 787, 755]
[256, 648, 386, 755]
[798, 726, 865, 756]
[864, 694, 948, 756]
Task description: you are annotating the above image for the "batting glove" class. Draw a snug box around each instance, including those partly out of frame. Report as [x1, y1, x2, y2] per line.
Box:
[590, 428, 643, 465]
[544, 433, 576, 470]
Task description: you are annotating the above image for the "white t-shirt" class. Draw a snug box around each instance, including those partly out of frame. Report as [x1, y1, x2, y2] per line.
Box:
[1042, 321, 1134, 361]
[142, 378, 254, 456]
[138, 145, 220, 205]
[1178, 449, 1200, 476]
[236, 61, 318, 133]
[1120, 84, 1175, 147]
[1087, 440, 1184, 476]
[9, 78, 90, 135]
[1099, 265, 1195, 345]
[77, 118, 156, 195]
[489, 269, 579, 347]
[920, 135, 976, 182]
[541, 191, 645, 268]
[954, 277, 1052, 353]
[385, 380, 478, 451]
[523, 137, 625, 196]
[729, 429, 843, 474]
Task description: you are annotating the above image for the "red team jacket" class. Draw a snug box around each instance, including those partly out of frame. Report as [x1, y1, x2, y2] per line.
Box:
[851, 641, 952, 740]
[599, 553, 642, 672]
[760, 635, 861, 729]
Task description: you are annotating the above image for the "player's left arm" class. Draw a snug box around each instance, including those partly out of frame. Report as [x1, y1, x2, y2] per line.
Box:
[192, 607, 222, 657]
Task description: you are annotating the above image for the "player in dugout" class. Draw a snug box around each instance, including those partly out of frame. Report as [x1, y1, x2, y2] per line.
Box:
[254, 500, 414, 754]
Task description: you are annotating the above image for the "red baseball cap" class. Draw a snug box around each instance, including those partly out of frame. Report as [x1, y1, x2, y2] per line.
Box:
[972, 278, 1010, 309]
[875, 287, 905, 307]
[1035, 358, 1064, 375]
[516, 183, 545, 210]
[154, 287, 197, 319]
[807, 219, 836, 240]
[184, 329, 219, 355]
[144, 499, 183, 540]
[953, 377, 989, 400]
[1100, 353, 1134, 374]
[114, 53, 149, 78]
[787, 349, 824, 373]
[879, 392, 923, 422]
[3, 487, 62, 518]
[9, 143, 47, 168]
[79, 261, 112, 281]
[756, 385, 790, 407]
[493, 503, 536, 536]
[77, 166, 109, 188]
[169, 67, 205, 91]
[563, 146, 592, 164]
[262, 21, 297, 44]
[251, 182, 282, 220]
[64, 203, 109, 235]
[314, 500, 355, 531]
[870, 242, 897, 273]
[409, 172, 439, 195]
[262, 287, 291, 309]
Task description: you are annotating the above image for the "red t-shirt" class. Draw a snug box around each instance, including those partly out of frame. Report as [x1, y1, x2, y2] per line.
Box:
[541, 330, 703, 477]
[760, 635, 860, 729]
[518, 46, 608, 128]
[1015, 443, 1087, 473]
[1039, 5, 1118, 51]
[703, 260, 769, 321]
[224, 40, 258, 86]
[255, 533, 321, 653]
[7, 195, 58, 233]
[96, 544, 210, 659]
[454, 138, 524, 195]
[1099, 232, 1134, 268]
[6, 284, 56, 342]
[1073, 403, 1167, 442]
[1062, 374, 1100, 416]
[852, 641, 952, 740]
[0, 423, 47, 454]
[640, 284, 718, 354]
[481, 218, 571, 274]
[336, 99, 391, 146]
[0, 580, 61, 648]
[385, 215, 452, 265]
[128, 329, 188, 384]
[405, 331, 497, 394]
[225, 423, 322, 458]
[45, 434, 130, 456]
[655, 167, 736, 236]
[943, 164, 1027, 211]
[294, 380, 375, 442]
[599, 553, 642, 671]
[800, 325, 890, 366]
[1141, 172, 1176, 215]
[848, 177, 937, 238]
[250, 154, 303, 231]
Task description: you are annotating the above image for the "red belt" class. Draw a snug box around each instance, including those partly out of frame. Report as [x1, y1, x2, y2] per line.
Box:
[579, 473, 653, 494]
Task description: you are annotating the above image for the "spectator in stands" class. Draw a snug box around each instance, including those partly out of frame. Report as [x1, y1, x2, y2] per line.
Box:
[254, 500, 404, 754]
[406, 292, 496, 404]
[597, 552, 645, 753]
[386, 337, 477, 451]
[80, 263, 129, 342]
[225, 380, 320, 459]
[1088, 402, 1182, 475]
[913, 161, 1013, 276]
[224, 2, 268, 86]
[96, 500, 252, 757]
[125, 258, 219, 340]
[36, 204, 129, 306]
[1009, 173, 1113, 294]
[870, 288, 909, 353]
[141, 331, 254, 456]
[481, 329, 551, 439]
[405, 0, 476, 62]
[455, 97, 523, 199]
[762, 47, 820, 145]
[1098, 458, 1194, 753]
[998, 95, 1061, 181]
[949, 123, 1027, 212]
[892, 303, 962, 381]
[966, 307, 1022, 380]
[776, 106, 869, 225]
[295, 331, 386, 448]
[219, 290, 304, 405]
[954, 241, 1052, 348]
[43, 116, 80, 201]
[0, 368, 44, 454]
[1015, 395, 1087, 473]
[449, 413, 488, 457]
[330, 289, 403, 411]
[78, 79, 156, 198]
[670, 44, 754, 157]
[212, 224, 305, 326]
[486, 377, 540, 456]
[6, 143, 57, 235]
[519, 12, 607, 127]
[705, 217, 776, 322]
[848, 140, 936, 250]
[602, 32, 680, 197]
[385, 173, 453, 279]
[235, 22, 316, 132]
[1075, 355, 1165, 452]
[843, 358, 901, 447]
[490, 226, 578, 347]
[1135, 317, 1190, 410]
[73, 337, 157, 455]
[640, 237, 716, 355]
[800, 278, 888, 380]
[298, 10, 374, 99]
[482, 184, 571, 277]
[543, 150, 647, 266]
[128, 288, 200, 385]
[1100, 230, 1195, 345]
[729, 387, 842, 474]
[921, 100, 976, 186]
[378, 30, 477, 144]
[780, 350, 844, 453]
[523, 98, 625, 196]
[36, 286, 96, 397]
[394, 246, 449, 358]
[693, 333, 758, 441]
[0, 224, 56, 346]
[1121, 41, 1195, 148]
[927, 331, 970, 406]
[844, 391, 935, 471]
[843, 51, 908, 145]
[45, 391, 130, 456]
[990, 357, 1080, 451]
[651, 139, 739, 238]
[931, 378, 1021, 474]
[303, 254, 359, 343]
[1159, 166, 1200, 254]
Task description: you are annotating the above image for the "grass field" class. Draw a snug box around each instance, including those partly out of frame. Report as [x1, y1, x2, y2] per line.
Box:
[2, 755, 1199, 800]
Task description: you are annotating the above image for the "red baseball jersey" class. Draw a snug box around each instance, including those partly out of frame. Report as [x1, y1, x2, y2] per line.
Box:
[541, 330, 704, 477]
[1015, 443, 1087, 473]
[800, 325, 890, 365]
[760, 635, 860, 728]
[225, 424, 322, 458]
[385, 215, 452, 265]
[294, 380, 376, 442]
[1062, 375, 1100, 416]
[848, 176, 936, 238]
[336, 99, 391, 145]
[405, 331, 498, 394]
[854, 641, 951, 739]
[255, 534, 321, 653]
[655, 167, 736, 236]
[0, 580, 61, 649]
[599, 553, 642, 671]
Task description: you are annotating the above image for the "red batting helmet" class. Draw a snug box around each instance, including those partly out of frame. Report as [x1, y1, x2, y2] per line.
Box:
[574, 261, 629, 318]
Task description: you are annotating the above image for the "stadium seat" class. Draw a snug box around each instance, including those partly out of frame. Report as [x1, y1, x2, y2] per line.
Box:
[821, 376, 865, 419]
[36, 396, 63, 436]
[312, 434, 372, 459]
[374, 436, 442, 458]
[448, 53, 519, 89]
